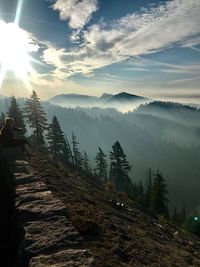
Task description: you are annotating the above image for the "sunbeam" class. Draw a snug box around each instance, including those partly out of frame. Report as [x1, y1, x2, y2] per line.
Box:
[14, 0, 24, 25]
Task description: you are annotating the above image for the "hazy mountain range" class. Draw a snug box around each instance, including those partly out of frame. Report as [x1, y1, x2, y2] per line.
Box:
[49, 92, 149, 111]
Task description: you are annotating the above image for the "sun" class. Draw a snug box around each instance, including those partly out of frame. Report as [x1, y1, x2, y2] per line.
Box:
[0, 20, 35, 89]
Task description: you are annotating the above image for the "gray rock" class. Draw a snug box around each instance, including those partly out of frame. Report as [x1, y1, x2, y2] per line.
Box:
[16, 191, 67, 222]
[15, 173, 41, 185]
[16, 181, 48, 195]
[29, 249, 95, 267]
[20, 216, 83, 265]
[15, 160, 29, 166]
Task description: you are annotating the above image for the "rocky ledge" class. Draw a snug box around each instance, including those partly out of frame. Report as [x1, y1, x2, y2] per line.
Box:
[3, 148, 95, 267]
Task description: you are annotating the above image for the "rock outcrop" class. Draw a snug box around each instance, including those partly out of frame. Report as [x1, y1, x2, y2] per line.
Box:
[2, 148, 95, 267]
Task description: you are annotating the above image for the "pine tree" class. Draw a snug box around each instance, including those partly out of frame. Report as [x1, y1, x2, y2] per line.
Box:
[145, 168, 153, 207]
[109, 141, 132, 192]
[24, 90, 47, 144]
[131, 181, 144, 202]
[62, 138, 71, 162]
[72, 132, 83, 168]
[8, 96, 26, 136]
[65, 136, 74, 164]
[151, 170, 169, 218]
[95, 147, 108, 182]
[46, 116, 65, 156]
[83, 151, 91, 173]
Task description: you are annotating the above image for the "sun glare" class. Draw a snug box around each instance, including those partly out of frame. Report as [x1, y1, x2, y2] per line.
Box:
[0, 20, 34, 89]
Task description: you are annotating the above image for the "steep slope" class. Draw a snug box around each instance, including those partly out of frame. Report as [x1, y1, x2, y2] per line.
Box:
[40, 101, 200, 212]
[28, 149, 200, 267]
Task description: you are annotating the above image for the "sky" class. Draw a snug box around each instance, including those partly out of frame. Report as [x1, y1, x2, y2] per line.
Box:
[0, 0, 199, 101]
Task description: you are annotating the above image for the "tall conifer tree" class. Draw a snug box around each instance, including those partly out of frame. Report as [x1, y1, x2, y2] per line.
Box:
[8, 96, 26, 136]
[151, 170, 169, 218]
[109, 141, 132, 192]
[72, 132, 83, 168]
[65, 136, 74, 164]
[46, 116, 65, 155]
[24, 90, 47, 144]
[95, 147, 108, 182]
[145, 168, 153, 207]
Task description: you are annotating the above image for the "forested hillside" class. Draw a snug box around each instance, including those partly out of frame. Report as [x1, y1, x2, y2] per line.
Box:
[0, 98, 200, 213]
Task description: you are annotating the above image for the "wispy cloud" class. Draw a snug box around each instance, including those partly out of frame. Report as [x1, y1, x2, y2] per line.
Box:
[41, 0, 200, 80]
[190, 46, 200, 52]
[167, 77, 200, 85]
[127, 57, 200, 75]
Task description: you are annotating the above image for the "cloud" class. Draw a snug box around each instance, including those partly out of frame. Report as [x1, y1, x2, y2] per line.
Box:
[127, 57, 200, 75]
[51, 0, 99, 29]
[42, 0, 200, 80]
[167, 77, 200, 85]
[33, 0, 200, 90]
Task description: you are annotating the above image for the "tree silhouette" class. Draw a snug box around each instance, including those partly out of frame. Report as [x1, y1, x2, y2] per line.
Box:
[109, 141, 132, 192]
[65, 136, 74, 164]
[46, 116, 65, 156]
[151, 170, 169, 218]
[95, 147, 108, 182]
[8, 96, 26, 136]
[24, 90, 47, 144]
[72, 132, 83, 168]
[145, 168, 153, 208]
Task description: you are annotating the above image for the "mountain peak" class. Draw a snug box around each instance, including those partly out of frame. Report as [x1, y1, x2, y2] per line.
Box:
[107, 91, 148, 102]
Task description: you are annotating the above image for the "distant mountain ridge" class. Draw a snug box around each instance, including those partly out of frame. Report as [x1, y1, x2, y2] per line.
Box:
[107, 92, 148, 102]
[49, 91, 149, 110]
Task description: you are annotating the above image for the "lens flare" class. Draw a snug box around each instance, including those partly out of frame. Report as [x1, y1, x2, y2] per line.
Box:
[0, 0, 41, 90]
[0, 20, 36, 89]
